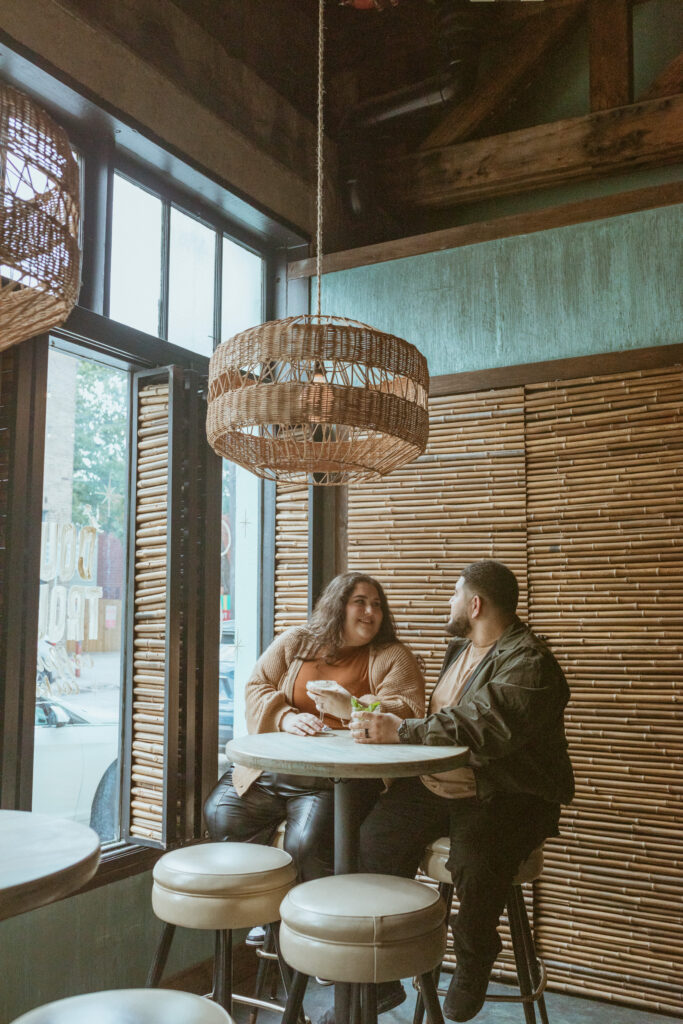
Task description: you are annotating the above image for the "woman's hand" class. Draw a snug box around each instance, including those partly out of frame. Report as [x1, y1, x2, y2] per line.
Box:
[281, 711, 325, 736]
[350, 709, 402, 744]
[306, 681, 353, 721]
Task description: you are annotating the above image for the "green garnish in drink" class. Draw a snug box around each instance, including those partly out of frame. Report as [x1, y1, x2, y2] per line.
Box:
[351, 697, 380, 712]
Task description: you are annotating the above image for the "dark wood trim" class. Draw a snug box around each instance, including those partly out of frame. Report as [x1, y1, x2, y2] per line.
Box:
[200, 407, 223, 831]
[287, 181, 683, 280]
[381, 94, 683, 209]
[74, 844, 162, 895]
[80, 135, 114, 316]
[0, 337, 48, 810]
[640, 50, 683, 102]
[420, 3, 584, 150]
[588, 0, 633, 112]
[308, 486, 326, 617]
[429, 343, 683, 397]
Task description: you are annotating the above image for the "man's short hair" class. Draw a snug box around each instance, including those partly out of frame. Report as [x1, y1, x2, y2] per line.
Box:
[461, 560, 519, 617]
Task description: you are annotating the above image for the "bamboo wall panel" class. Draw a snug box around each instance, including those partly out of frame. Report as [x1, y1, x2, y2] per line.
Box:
[129, 382, 169, 843]
[348, 387, 528, 696]
[274, 483, 308, 634]
[348, 387, 529, 976]
[347, 365, 682, 1012]
[526, 366, 683, 1016]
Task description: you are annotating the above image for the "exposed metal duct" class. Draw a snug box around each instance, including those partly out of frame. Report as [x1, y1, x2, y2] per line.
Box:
[350, 0, 483, 128]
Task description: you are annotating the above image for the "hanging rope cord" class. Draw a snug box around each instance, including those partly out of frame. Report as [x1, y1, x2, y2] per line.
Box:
[315, 0, 325, 317]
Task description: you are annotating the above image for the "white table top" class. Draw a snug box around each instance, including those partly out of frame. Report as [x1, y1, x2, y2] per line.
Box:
[227, 729, 468, 779]
[0, 810, 101, 921]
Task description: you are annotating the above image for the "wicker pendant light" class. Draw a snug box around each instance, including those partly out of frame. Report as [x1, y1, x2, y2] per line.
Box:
[0, 85, 81, 352]
[207, 0, 428, 485]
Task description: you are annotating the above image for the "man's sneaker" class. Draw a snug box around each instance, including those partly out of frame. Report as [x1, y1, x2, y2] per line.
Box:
[316, 980, 406, 1023]
[442, 961, 493, 1023]
[245, 925, 266, 947]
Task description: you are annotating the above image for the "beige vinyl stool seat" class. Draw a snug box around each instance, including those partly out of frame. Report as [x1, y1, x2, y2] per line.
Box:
[147, 842, 296, 1016]
[415, 839, 549, 1024]
[9, 988, 235, 1024]
[277, 873, 448, 1024]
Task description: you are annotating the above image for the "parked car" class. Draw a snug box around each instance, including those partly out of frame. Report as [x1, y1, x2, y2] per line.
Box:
[33, 697, 119, 833]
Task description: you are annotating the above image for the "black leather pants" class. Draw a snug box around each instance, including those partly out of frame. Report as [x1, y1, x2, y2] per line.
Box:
[204, 769, 382, 882]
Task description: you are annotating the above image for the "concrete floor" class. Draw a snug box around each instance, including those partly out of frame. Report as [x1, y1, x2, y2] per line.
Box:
[230, 974, 681, 1024]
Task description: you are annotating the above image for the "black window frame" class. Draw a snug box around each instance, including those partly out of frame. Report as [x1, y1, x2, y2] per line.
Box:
[0, 37, 305, 890]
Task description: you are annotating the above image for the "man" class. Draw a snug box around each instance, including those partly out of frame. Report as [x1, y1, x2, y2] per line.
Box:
[349, 560, 574, 1023]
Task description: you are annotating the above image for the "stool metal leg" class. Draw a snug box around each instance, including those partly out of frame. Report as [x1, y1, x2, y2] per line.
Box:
[507, 889, 536, 1024]
[349, 984, 362, 1024]
[419, 971, 445, 1024]
[360, 983, 378, 1024]
[250, 924, 276, 1024]
[281, 970, 308, 1024]
[212, 929, 233, 1012]
[413, 880, 452, 1024]
[514, 885, 550, 1024]
[146, 923, 176, 987]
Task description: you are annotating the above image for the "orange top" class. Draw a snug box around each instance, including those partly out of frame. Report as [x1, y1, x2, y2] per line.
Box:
[292, 646, 371, 728]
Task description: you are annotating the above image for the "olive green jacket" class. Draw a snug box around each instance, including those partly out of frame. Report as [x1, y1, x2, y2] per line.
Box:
[398, 619, 574, 805]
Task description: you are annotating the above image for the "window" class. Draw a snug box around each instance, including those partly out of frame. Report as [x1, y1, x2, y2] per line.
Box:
[109, 173, 265, 354]
[109, 175, 163, 336]
[34, 348, 129, 843]
[168, 207, 216, 355]
[0, 52, 283, 878]
[221, 236, 264, 340]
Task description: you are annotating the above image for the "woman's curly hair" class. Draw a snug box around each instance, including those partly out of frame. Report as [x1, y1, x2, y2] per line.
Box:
[297, 571, 399, 663]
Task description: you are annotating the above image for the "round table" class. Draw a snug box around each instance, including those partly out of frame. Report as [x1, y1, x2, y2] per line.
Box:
[227, 729, 467, 871]
[0, 810, 101, 921]
[226, 729, 468, 1021]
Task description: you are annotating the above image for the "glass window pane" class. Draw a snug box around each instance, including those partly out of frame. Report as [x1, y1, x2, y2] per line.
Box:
[168, 207, 216, 356]
[109, 174, 162, 336]
[35, 349, 129, 845]
[218, 461, 236, 769]
[217, 464, 261, 776]
[221, 238, 263, 340]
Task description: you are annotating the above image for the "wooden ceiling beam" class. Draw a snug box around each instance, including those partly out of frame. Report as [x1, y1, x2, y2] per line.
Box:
[420, 3, 585, 151]
[287, 181, 683, 280]
[380, 94, 683, 209]
[588, 0, 633, 111]
[639, 50, 683, 101]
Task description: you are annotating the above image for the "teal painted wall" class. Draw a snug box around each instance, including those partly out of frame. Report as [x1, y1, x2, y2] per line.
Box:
[0, 871, 213, 1023]
[321, 204, 682, 377]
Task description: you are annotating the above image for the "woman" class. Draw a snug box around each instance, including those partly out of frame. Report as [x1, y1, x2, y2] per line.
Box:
[204, 572, 424, 887]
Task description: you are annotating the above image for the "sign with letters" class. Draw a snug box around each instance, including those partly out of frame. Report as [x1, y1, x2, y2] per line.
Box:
[38, 522, 103, 643]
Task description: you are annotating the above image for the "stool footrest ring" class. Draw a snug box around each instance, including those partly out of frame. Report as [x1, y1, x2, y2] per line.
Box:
[435, 958, 547, 1005]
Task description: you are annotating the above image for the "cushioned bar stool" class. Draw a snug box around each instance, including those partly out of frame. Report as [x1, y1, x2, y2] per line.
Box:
[147, 842, 296, 1015]
[414, 839, 548, 1024]
[278, 873, 448, 1024]
[10, 988, 235, 1024]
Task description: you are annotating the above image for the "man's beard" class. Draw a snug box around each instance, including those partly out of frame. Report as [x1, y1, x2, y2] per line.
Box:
[446, 612, 472, 638]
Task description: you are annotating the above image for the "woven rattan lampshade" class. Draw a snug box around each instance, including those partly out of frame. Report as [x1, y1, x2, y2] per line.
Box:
[206, 314, 429, 484]
[0, 85, 81, 351]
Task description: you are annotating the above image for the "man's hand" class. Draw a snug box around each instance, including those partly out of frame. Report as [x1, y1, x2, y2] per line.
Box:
[281, 711, 325, 736]
[350, 710, 401, 744]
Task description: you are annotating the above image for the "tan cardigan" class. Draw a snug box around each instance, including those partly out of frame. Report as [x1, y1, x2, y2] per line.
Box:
[232, 626, 425, 795]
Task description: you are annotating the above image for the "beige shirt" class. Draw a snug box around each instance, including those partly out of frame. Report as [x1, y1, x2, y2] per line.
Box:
[420, 641, 493, 799]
